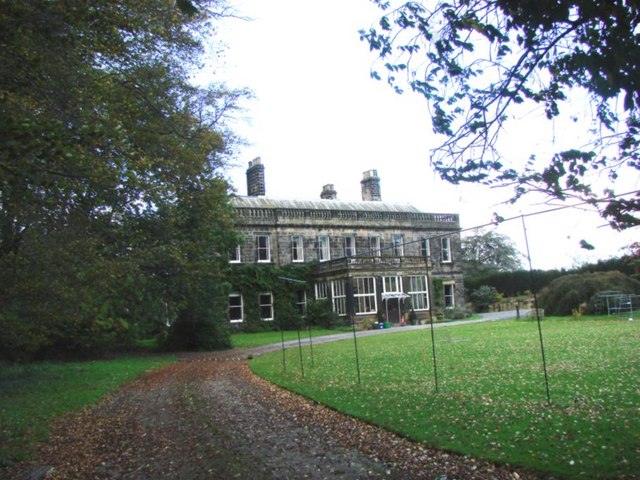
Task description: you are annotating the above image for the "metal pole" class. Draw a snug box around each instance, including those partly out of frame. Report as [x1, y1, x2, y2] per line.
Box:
[307, 323, 315, 367]
[351, 317, 361, 385]
[521, 215, 551, 405]
[296, 326, 305, 377]
[280, 327, 287, 374]
[424, 255, 439, 393]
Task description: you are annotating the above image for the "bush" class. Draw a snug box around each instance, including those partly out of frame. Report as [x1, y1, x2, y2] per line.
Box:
[469, 285, 500, 312]
[164, 304, 231, 351]
[306, 299, 340, 329]
[538, 271, 640, 316]
[443, 307, 471, 320]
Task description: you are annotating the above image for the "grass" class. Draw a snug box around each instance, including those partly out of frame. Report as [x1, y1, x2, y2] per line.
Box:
[249, 316, 640, 479]
[0, 355, 175, 468]
[230, 326, 352, 348]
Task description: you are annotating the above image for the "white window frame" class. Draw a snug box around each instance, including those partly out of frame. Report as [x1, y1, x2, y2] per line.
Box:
[229, 244, 241, 263]
[291, 235, 304, 263]
[392, 235, 404, 257]
[443, 282, 455, 308]
[407, 275, 429, 311]
[441, 237, 452, 263]
[228, 293, 244, 323]
[318, 235, 331, 262]
[353, 276, 377, 315]
[296, 290, 307, 315]
[315, 282, 329, 300]
[420, 238, 430, 258]
[369, 236, 381, 257]
[256, 234, 271, 263]
[382, 276, 403, 293]
[259, 292, 274, 321]
[331, 280, 347, 316]
[344, 235, 356, 257]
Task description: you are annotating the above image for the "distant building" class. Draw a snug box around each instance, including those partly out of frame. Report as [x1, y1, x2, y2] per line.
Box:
[228, 158, 464, 326]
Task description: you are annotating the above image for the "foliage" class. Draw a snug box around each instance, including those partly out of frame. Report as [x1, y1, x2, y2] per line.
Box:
[360, 0, 640, 228]
[469, 285, 500, 312]
[0, 0, 244, 359]
[251, 318, 640, 479]
[228, 263, 316, 332]
[538, 270, 640, 315]
[0, 356, 175, 466]
[461, 230, 523, 278]
[442, 306, 471, 320]
[305, 299, 341, 329]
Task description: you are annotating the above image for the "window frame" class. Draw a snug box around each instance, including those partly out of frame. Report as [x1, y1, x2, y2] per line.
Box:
[443, 282, 455, 308]
[382, 276, 403, 293]
[420, 238, 430, 258]
[291, 235, 304, 263]
[407, 275, 429, 311]
[259, 292, 274, 321]
[228, 244, 241, 263]
[392, 235, 404, 257]
[256, 234, 271, 263]
[344, 235, 356, 257]
[318, 235, 331, 262]
[369, 236, 381, 257]
[315, 282, 329, 300]
[353, 276, 377, 315]
[441, 237, 452, 263]
[228, 293, 244, 323]
[331, 280, 347, 316]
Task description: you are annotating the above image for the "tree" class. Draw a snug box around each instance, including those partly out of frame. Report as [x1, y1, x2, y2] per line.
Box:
[360, 0, 639, 229]
[0, 0, 244, 360]
[461, 229, 523, 278]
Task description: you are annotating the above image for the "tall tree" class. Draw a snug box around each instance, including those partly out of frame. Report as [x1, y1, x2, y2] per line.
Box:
[0, 0, 243, 359]
[461, 229, 523, 278]
[360, 0, 639, 229]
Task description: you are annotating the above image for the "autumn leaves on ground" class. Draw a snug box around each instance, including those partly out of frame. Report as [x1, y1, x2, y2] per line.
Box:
[2, 350, 538, 480]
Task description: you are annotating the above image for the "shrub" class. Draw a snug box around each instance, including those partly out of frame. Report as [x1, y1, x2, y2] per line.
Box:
[469, 285, 500, 312]
[305, 299, 340, 329]
[538, 271, 640, 316]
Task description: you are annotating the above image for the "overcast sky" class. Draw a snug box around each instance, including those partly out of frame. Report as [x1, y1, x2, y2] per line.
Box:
[204, 0, 639, 271]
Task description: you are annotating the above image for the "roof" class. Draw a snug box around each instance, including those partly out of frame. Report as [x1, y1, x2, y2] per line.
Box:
[230, 195, 425, 214]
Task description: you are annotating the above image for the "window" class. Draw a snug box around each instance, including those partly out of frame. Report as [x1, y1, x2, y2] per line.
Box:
[228, 293, 243, 323]
[443, 282, 455, 308]
[296, 290, 307, 315]
[259, 292, 273, 321]
[229, 244, 241, 263]
[420, 238, 430, 258]
[315, 282, 329, 300]
[369, 236, 381, 257]
[392, 235, 404, 257]
[318, 235, 330, 262]
[256, 234, 271, 262]
[344, 235, 356, 257]
[353, 277, 377, 314]
[382, 276, 402, 293]
[291, 235, 304, 263]
[331, 280, 347, 316]
[407, 276, 429, 311]
[441, 237, 452, 263]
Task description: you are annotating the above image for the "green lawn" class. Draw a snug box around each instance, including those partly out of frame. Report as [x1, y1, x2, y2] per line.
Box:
[250, 317, 640, 479]
[230, 326, 352, 348]
[0, 355, 175, 467]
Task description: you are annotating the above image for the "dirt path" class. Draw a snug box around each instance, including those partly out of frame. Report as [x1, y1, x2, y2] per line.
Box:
[6, 348, 540, 480]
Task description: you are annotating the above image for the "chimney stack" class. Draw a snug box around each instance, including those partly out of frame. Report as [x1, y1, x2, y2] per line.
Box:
[320, 184, 337, 200]
[246, 157, 266, 197]
[361, 169, 381, 201]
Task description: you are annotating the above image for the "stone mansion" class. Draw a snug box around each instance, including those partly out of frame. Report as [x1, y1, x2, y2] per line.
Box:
[227, 158, 464, 326]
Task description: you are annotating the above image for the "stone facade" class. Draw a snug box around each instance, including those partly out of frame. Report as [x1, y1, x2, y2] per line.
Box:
[228, 161, 464, 326]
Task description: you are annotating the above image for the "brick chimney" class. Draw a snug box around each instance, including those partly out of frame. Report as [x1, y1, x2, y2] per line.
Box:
[320, 184, 337, 200]
[361, 169, 381, 201]
[246, 157, 265, 197]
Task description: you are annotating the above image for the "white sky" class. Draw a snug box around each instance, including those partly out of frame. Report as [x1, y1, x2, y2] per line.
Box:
[203, 0, 639, 271]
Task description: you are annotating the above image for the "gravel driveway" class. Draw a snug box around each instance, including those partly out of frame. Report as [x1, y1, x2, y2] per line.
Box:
[7, 312, 540, 480]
